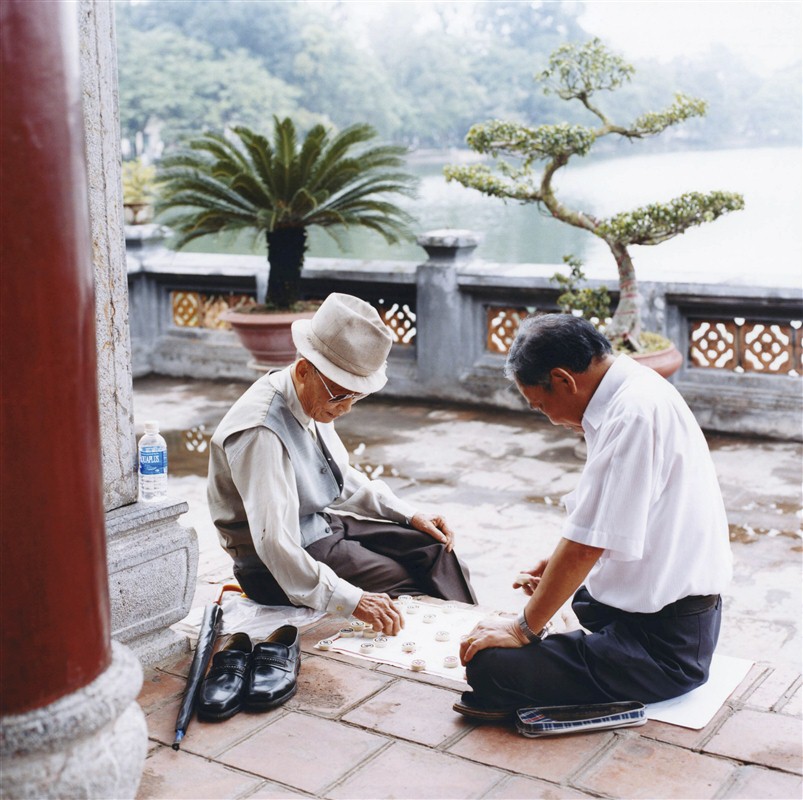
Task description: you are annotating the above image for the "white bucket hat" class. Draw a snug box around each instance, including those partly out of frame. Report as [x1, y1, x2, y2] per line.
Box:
[291, 293, 393, 393]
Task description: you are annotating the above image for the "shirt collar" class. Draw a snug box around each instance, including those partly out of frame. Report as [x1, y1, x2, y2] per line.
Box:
[270, 365, 313, 429]
[582, 354, 635, 432]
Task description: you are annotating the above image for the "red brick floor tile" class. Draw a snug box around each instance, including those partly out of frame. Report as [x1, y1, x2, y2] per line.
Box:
[484, 775, 594, 798]
[376, 663, 468, 691]
[447, 723, 611, 783]
[342, 679, 465, 746]
[241, 781, 311, 799]
[154, 650, 194, 679]
[729, 663, 771, 704]
[300, 618, 343, 654]
[577, 735, 736, 799]
[781, 684, 802, 718]
[705, 709, 803, 774]
[144, 692, 280, 756]
[744, 665, 802, 712]
[137, 668, 189, 712]
[639, 705, 734, 749]
[217, 711, 386, 793]
[287, 654, 390, 718]
[723, 765, 803, 799]
[327, 741, 504, 799]
[136, 745, 262, 800]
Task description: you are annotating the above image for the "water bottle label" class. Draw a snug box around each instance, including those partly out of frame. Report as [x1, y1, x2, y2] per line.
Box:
[140, 447, 167, 475]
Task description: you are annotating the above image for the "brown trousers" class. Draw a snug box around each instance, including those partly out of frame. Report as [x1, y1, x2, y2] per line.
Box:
[235, 513, 477, 607]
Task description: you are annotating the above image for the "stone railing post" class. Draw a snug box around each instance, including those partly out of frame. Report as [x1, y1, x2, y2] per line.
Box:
[415, 230, 481, 391]
[78, 0, 198, 668]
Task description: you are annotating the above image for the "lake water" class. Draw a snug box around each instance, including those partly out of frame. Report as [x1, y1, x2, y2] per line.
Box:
[184, 147, 802, 289]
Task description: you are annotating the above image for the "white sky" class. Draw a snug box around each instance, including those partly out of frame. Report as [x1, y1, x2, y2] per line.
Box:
[577, 0, 802, 75]
[341, 1, 801, 75]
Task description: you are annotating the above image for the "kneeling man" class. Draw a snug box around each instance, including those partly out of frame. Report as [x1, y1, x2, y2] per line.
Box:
[457, 314, 731, 719]
[208, 293, 476, 637]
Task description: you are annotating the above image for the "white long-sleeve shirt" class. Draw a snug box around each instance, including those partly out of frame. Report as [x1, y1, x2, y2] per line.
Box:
[221, 367, 418, 616]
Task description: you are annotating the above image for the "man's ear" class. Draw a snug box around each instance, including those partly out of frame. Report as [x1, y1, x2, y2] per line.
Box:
[550, 367, 578, 394]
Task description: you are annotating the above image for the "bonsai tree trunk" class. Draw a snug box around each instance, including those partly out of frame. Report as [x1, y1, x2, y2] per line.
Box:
[605, 241, 642, 346]
[266, 227, 308, 309]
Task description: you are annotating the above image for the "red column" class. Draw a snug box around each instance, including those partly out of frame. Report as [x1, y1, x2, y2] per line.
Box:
[1, 0, 111, 714]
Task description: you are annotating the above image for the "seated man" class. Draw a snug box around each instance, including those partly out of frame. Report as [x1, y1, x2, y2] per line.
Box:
[208, 293, 476, 635]
[456, 313, 731, 719]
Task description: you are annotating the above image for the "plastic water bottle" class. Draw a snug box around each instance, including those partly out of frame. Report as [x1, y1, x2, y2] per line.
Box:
[138, 420, 168, 501]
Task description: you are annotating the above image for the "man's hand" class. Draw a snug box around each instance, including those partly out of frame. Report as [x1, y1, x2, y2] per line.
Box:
[353, 592, 404, 636]
[459, 615, 527, 665]
[410, 512, 456, 552]
[512, 558, 549, 596]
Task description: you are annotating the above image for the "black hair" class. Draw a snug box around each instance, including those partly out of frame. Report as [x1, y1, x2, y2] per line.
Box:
[504, 313, 612, 388]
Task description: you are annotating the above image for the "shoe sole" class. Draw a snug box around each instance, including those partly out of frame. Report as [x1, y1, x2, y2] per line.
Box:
[245, 682, 298, 712]
[197, 702, 243, 723]
[452, 701, 516, 722]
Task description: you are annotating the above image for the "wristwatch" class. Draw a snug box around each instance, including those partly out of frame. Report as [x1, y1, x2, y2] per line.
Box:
[517, 611, 551, 643]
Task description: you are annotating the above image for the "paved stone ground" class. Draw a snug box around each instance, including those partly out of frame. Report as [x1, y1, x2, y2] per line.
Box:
[134, 377, 802, 799]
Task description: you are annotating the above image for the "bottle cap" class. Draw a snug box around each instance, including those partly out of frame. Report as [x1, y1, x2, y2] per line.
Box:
[144, 421, 160, 434]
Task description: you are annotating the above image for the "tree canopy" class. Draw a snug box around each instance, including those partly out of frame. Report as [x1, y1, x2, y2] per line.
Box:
[114, 0, 800, 155]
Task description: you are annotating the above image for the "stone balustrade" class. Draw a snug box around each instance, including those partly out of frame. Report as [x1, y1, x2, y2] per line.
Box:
[126, 225, 802, 441]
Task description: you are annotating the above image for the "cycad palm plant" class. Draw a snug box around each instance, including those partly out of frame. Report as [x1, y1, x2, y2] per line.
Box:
[157, 117, 418, 309]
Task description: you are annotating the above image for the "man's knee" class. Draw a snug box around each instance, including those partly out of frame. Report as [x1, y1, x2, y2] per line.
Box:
[465, 648, 501, 690]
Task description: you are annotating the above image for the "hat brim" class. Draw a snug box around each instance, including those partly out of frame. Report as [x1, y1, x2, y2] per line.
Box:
[291, 319, 388, 394]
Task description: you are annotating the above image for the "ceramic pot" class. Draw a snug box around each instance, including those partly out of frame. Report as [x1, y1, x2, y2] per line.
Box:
[630, 342, 683, 379]
[221, 308, 315, 368]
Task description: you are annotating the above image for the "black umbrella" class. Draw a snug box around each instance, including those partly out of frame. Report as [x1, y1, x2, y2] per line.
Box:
[171, 599, 224, 749]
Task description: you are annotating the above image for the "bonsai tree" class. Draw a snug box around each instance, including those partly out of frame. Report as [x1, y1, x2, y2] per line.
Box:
[157, 117, 417, 309]
[445, 39, 745, 350]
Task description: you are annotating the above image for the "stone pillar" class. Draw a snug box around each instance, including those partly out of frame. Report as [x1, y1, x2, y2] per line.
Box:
[80, 0, 138, 510]
[415, 230, 481, 390]
[0, 2, 146, 796]
[78, 0, 199, 665]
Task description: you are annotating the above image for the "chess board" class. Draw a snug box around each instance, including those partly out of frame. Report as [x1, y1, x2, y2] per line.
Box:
[317, 598, 509, 682]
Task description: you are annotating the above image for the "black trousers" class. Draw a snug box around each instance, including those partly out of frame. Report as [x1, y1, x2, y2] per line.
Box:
[465, 586, 722, 708]
[236, 513, 477, 607]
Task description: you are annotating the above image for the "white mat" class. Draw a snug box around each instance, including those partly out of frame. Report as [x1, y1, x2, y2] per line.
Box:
[646, 653, 753, 729]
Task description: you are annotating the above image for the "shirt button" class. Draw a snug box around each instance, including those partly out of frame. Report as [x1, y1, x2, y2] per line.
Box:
[336, 605, 343, 612]
[325, 527, 331, 533]
[320, 467, 327, 474]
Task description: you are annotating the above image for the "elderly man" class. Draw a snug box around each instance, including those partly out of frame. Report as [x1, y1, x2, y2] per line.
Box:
[455, 313, 731, 720]
[208, 293, 476, 636]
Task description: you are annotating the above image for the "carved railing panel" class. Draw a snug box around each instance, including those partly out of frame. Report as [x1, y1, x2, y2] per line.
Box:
[171, 291, 256, 329]
[487, 307, 530, 354]
[689, 317, 801, 376]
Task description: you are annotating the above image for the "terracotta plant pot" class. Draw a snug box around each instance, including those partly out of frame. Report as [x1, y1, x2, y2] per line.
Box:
[221, 308, 316, 368]
[123, 202, 154, 225]
[630, 342, 683, 379]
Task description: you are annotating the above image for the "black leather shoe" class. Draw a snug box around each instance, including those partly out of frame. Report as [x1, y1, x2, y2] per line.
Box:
[246, 625, 300, 711]
[197, 632, 252, 721]
[453, 692, 517, 722]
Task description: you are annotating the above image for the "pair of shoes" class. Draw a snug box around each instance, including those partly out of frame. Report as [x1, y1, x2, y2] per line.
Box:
[197, 626, 300, 721]
[452, 692, 517, 722]
[515, 701, 647, 737]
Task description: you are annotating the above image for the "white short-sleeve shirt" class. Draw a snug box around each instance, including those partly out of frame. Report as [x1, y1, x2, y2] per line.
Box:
[562, 355, 732, 612]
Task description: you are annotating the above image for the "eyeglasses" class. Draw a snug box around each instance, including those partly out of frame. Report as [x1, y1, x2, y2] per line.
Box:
[314, 367, 367, 404]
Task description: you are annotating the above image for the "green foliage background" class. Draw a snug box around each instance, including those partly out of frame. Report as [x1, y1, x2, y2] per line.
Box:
[115, 0, 801, 154]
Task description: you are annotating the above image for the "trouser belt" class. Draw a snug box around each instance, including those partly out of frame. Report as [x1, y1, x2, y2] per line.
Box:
[650, 594, 720, 618]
